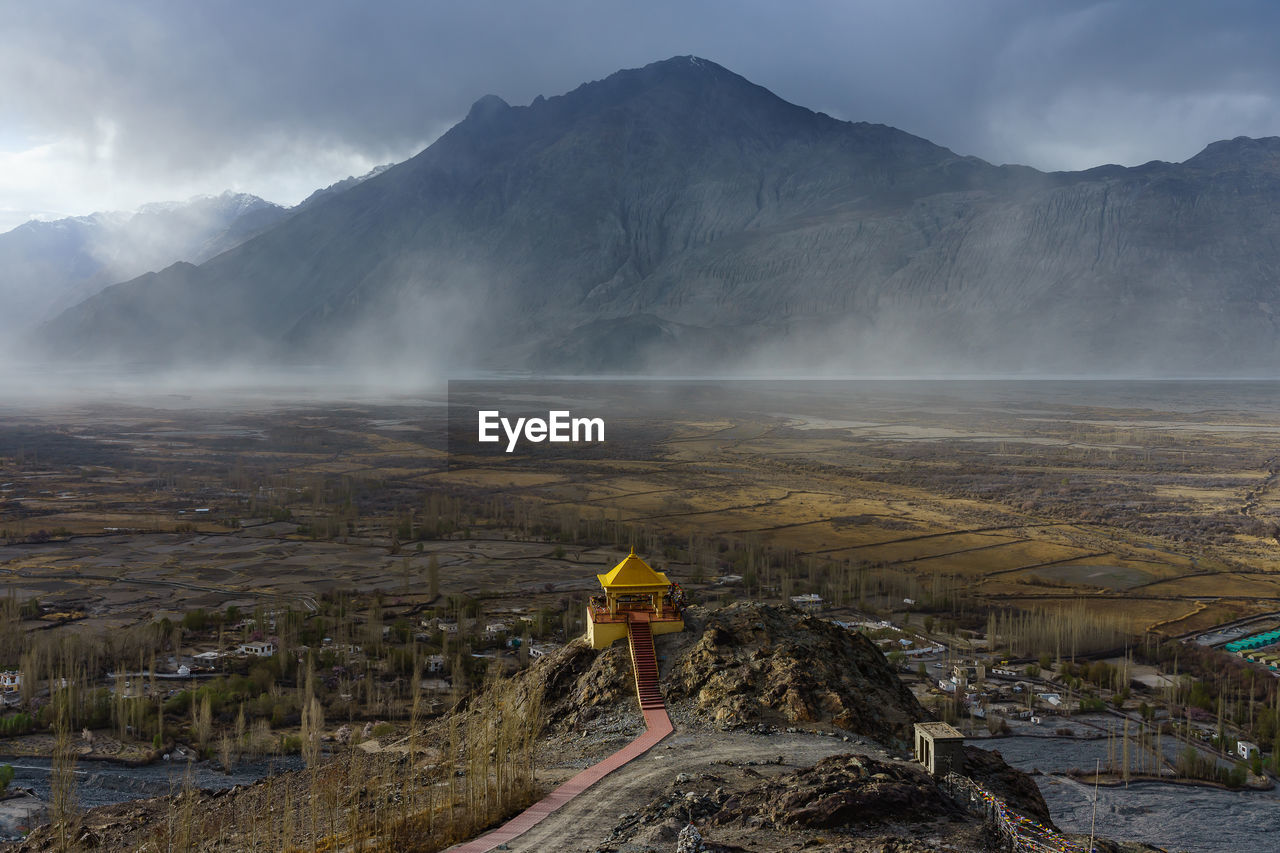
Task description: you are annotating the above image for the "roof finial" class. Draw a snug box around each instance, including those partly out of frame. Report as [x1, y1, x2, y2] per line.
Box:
[629, 545, 636, 557]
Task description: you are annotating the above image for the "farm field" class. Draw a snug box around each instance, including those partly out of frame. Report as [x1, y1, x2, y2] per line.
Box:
[4, 380, 1280, 636]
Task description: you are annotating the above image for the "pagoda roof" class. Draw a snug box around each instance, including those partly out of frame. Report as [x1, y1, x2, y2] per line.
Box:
[597, 550, 670, 591]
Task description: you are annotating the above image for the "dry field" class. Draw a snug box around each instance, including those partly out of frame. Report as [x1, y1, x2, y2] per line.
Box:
[4, 380, 1280, 635]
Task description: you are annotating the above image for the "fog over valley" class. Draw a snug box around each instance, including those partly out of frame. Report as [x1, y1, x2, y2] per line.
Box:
[5, 4, 1280, 381]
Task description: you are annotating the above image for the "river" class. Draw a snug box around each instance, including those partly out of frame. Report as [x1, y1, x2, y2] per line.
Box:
[0, 753, 304, 810]
[976, 721, 1280, 853]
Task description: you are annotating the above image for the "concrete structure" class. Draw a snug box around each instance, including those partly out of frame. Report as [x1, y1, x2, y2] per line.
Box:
[952, 663, 986, 692]
[238, 641, 277, 657]
[914, 721, 965, 777]
[1238, 740, 1261, 760]
[0, 671, 20, 693]
[586, 549, 683, 649]
[790, 593, 823, 610]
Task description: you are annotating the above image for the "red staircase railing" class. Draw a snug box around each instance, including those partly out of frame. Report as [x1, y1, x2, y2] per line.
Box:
[627, 618, 665, 712]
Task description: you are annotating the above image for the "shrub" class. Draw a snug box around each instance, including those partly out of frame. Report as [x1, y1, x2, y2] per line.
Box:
[0, 713, 35, 736]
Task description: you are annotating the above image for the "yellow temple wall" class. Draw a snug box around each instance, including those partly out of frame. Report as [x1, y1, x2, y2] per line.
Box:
[651, 618, 684, 638]
[586, 611, 684, 649]
[586, 616, 629, 649]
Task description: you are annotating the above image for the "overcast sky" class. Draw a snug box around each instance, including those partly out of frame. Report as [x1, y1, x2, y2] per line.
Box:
[2, 0, 1279, 232]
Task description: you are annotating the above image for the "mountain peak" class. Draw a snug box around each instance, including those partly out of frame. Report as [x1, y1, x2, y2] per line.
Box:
[1185, 135, 1280, 169]
[466, 93, 511, 121]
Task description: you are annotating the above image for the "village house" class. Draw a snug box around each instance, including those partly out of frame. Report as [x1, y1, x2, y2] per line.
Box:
[238, 640, 277, 657]
[0, 670, 20, 693]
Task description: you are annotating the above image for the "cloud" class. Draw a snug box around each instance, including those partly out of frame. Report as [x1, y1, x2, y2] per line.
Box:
[2, 0, 1280, 231]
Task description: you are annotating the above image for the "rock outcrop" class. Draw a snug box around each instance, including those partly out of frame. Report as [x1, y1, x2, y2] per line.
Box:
[521, 602, 926, 745]
[664, 603, 928, 743]
[708, 755, 959, 830]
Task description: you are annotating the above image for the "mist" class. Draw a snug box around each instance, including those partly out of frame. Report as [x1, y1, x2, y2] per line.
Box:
[5, 12, 1280, 388]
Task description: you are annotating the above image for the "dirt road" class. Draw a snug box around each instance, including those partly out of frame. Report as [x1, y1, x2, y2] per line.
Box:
[500, 726, 878, 853]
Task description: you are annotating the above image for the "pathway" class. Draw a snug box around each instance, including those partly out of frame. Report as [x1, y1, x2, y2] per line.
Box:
[445, 617, 672, 853]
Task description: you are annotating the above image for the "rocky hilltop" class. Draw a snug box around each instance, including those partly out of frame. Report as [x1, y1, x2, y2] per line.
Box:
[35, 57, 1280, 375]
[534, 602, 926, 745]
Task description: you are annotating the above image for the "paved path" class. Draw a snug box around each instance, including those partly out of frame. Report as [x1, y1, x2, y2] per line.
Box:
[446, 620, 673, 853]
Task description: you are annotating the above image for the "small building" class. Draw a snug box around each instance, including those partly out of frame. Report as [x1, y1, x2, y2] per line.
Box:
[238, 640, 277, 657]
[1238, 740, 1261, 760]
[952, 663, 986, 690]
[0, 671, 20, 693]
[790, 593, 824, 611]
[425, 654, 445, 674]
[585, 550, 684, 650]
[914, 721, 965, 777]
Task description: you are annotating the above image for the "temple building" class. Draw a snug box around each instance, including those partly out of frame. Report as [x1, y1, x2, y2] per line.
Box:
[586, 549, 684, 649]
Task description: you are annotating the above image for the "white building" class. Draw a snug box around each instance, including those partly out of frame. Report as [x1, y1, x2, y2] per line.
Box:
[238, 641, 277, 657]
[1238, 740, 1261, 760]
[790, 593, 823, 611]
[0, 671, 20, 693]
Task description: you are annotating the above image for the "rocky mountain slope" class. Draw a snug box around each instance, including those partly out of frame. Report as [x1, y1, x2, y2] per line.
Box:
[2, 164, 393, 340]
[0, 193, 287, 335]
[36, 56, 1280, 375]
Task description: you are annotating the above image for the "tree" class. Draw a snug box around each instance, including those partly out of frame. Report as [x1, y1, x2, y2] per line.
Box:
[0, 763, 13, 793]
[428, 554, 440, 599]
[193, 694, 213, 752]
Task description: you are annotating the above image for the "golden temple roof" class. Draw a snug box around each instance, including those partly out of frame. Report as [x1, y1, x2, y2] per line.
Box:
[597, 549, 670, 591]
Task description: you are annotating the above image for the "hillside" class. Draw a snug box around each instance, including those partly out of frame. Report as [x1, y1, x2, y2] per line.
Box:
[3, 601, 1163, 852]
[0, 193, 287, 335]
[37, 56, 1280, 373]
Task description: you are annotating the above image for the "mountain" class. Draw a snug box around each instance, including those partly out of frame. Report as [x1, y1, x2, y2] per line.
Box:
[1, 163, 394, 341]
[293, 163, 394, 212]
[36, 57, 1280, 375]
[0, 192, 288, 335]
